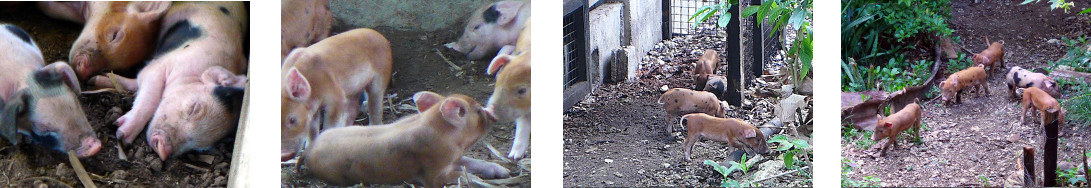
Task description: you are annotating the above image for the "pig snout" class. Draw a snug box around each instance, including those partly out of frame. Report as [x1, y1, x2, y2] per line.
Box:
[70, 52, 103, 80]
[76, 136, 102, 158]
[148, 133, 172, 161]
[482, 107, 499, 123]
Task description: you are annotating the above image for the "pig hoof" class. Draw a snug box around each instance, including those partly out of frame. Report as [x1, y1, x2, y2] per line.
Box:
[507, 150, 525, 160]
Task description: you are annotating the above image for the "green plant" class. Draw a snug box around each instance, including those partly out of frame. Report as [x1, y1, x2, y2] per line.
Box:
[1021, 0, 1088, 14]
[978, 174, 991, 187]
[768, 135, 812, 169]
[842, 158, 882, 187]
[842, 58, 934, 92]
[741, 0, 813, 87]
[842, 0, 953, 66]
[1048, 36, 1090, 73]
[688, 0, 739, 28]
[704, 155, 757, 187]
[1057, 166, 1087, 186]
[1060, 78, 1091, 126]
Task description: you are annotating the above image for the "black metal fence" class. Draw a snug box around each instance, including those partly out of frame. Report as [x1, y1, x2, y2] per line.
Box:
[563, 0, 591, 110]
[662, 0, 722, 37]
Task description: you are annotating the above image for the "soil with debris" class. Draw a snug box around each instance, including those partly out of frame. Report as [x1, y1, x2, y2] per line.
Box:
[841, 1, 1091, 187]
[0, 3, 237, 188]
[562, 24, 814, 186]
[279, 12, 531, 188]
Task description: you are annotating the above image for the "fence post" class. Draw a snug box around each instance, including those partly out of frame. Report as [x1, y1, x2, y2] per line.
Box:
[725, 1, 743, 106]
[747, 0, 764, 87]
[1023, 146, 1036, 186]
[1044, 112, 1060, 187]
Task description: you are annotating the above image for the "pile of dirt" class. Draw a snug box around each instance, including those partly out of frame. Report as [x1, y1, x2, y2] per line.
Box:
[563, 25, 813, 187]
[0, 4, 236, 187]
[841, 1, 1091, 187]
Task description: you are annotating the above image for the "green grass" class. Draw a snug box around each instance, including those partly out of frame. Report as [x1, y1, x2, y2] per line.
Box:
[842, 158, 882, 187]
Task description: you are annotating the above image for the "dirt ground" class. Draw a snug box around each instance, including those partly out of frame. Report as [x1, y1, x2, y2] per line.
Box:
[562, 24, 814, 186]
[278, 12, 532, 188]
[841, 0, 1091, 187]
[0, 3, 241, 188]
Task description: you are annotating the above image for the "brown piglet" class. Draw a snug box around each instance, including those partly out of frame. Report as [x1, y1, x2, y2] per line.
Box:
[485, 18, 531, 160]
[679, 113, 769, 161]
[281, 28, 393, 161]
[302, 92, 500, 187]
[940, 65, 989, 104]
[37, 1, 172, 80]
[1017, 87, 1066, 132]
[872, 102, 923, 156]
[694, 49, 719, 90]
[972, 38, 1005, 74]
[659, 88, 725, 137]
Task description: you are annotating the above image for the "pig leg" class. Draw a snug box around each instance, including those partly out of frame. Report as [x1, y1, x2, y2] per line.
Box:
[115, 66, 167, 144]
[684, 134, 699, 160]
[425, 163, 458, 188]
[1020, 99, 1029, 125]
[88, 74, 139, 92]
[457, 156, 511, 179]
[365, 82, 385, 125]
[509, 115, 530, 159]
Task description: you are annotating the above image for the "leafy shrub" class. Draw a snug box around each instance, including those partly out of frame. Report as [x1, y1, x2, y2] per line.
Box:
[842, 0, 953, 66]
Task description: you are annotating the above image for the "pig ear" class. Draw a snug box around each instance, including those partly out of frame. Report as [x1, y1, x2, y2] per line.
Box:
[39, 62, 82, 93]
[492, 1, 523, 25]
[950, 75, 960, 85]
[487, 54, 512, 75]
[741, 129, 757, 138]
[412, 91, 444, 113]
[0, 90, 26, 145]
[213, 86, 246, 114]
[129, 1, 170, 24]
[285, 67, 311, 100]
[201, 66, 247, 88]
[439, 98, 470, 128]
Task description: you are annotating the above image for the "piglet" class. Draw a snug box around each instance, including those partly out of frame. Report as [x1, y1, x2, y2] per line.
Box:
[1017, 87, 1066, 133]
[90, 2, 249, 160]
[703, 74, 728, 101]
[972, 38, 1005, 74]
[0, 24, 101, 158]
[679, 113, 768, 160]
[1006, 66, 1060, 98]
[302, 92, 501, 187]
[281, 0, 332, 60]
[694, 49, 719, 90]
[940, 65, 989, 104]
[447, 0, 530, 60]
[37, 1, 171, 81]
[872, 102, 923, 156]
[659, 88, 725, 137]
[281, 28, 393, 161]
[485, 18, 531, 160]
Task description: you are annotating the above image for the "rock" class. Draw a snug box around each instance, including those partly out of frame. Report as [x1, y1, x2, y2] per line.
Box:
[751, 160, 786, 183]
[54, 163, 74, 182]
[605, 159, 613, 163]
[111, 170, 128, 180]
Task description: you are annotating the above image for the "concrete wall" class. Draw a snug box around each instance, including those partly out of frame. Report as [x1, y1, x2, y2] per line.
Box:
[587, 0, 664, 83]
[588, 2, 624, 85]
[329, 0, 502, 31]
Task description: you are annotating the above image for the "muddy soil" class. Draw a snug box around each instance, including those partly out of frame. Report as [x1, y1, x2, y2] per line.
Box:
[0, 3, 239, 188]
[279, 13, 531, 188]
[842, 0, 1091, 187]
[562, 25, 813, 186]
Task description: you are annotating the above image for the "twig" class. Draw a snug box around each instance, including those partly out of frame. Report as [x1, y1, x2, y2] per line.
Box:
[67, 151, 96, 188]
[753, 125, 787, 129]
[749, 166, 809, 183]
[434, 49, 462, 71]
[115, 142, 127, 161]
[18, 177, 74, 188]
[484, 142, 512, 163]
[183, 163, 210, 173]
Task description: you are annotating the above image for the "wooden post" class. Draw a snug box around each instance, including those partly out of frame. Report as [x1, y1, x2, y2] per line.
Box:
[1023, 147, 1036, 186]
[725, 2, 743, 106]
[1044, 113, 1059, 187]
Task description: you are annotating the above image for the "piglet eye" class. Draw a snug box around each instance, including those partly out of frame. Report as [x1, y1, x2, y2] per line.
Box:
[110, 30, 121, 42]
[473, 24, 481, 30]
[289, 117, 297, 126]
[518, 88, 527, 95]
